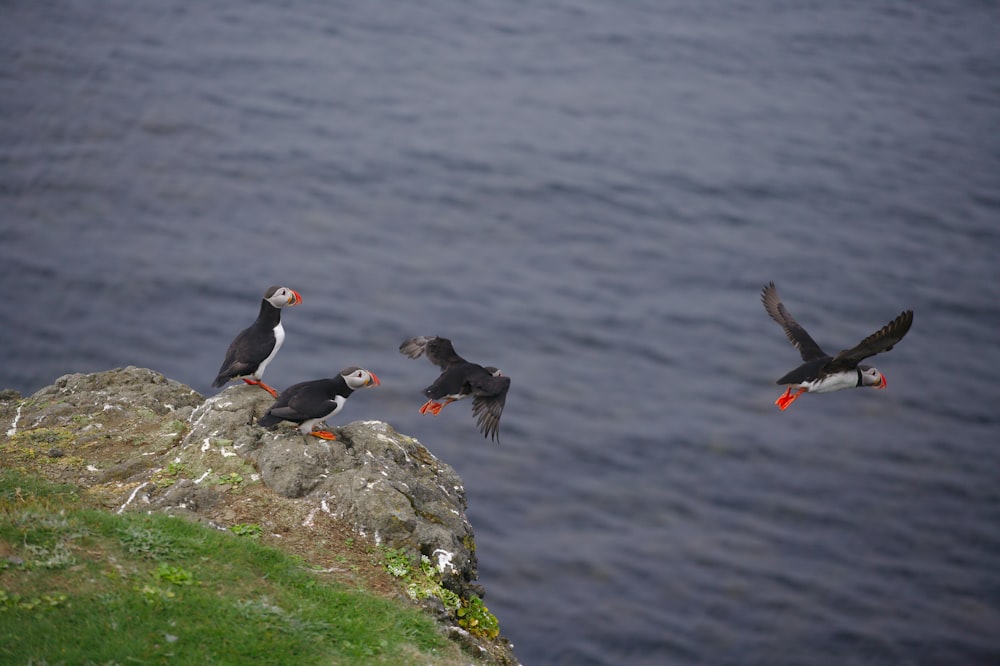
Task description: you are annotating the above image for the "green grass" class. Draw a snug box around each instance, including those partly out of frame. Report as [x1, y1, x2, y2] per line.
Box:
[0, 470, 460, 665]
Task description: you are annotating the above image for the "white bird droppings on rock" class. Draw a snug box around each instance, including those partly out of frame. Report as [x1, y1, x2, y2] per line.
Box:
[302, 507, 320, 527]
[433, 548, 455, 574]
[116, 481, 150, 514]
[5, 402, 22, 436]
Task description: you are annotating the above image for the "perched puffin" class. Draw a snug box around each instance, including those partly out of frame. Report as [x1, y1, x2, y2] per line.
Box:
[256, 367, 380, 440]
[212, 285, 302, 397]
[399, 335, 510, 443]
[762, 281, 913, 410]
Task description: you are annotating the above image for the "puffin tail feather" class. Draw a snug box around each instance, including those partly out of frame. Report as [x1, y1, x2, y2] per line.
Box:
[257, 413, 281, 429]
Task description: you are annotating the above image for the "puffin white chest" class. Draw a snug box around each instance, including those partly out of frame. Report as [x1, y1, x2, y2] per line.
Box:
[254, 322, 285, 379]
[323, 394, 347, 420]
[803, 372, 858, 394]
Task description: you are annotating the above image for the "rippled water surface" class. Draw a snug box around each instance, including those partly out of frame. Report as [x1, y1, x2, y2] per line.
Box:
[3, 2, 999, 664]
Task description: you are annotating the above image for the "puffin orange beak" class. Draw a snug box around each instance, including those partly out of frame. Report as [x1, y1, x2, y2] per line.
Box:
[368, 372, 381, 387]
[289, 290, 303, 306]
[876, 373, 887, 389]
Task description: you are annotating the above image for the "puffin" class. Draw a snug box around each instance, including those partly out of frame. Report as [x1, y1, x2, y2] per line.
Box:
[256, 366, 380, 440]
[212, 285, 303, 397]
[761, 281, 913, 410]
[399, 335, 510, 443]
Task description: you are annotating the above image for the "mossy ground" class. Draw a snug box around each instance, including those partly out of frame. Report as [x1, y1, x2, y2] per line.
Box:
[0, 470, 477, 665]
[0, 397, 387, 590]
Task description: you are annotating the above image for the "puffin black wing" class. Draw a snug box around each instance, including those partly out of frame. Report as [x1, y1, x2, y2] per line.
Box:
[256, 382, 300, 429]
[469, 374, 510, 443]
[826, 310, 914, 372]
[212, 326, 276, 387]
[399, 336, 467, 369]
[258, 379, 337, 427]
[761, 281, 828, 362]
[422, 366, 467, 402]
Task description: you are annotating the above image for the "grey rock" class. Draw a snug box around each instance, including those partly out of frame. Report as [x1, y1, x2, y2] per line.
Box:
[8, 367, 485, 597]
[99, 456, 155, 483]
[188, 387, 481, 596]
[150, 479, 222, 518]
[34, 366, 203, 419]
[2, 366, 205, 486]
[2, 367, 512, 663]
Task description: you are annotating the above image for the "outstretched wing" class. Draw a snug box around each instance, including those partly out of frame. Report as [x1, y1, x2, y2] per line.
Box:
[399, 336, 466, 369]
[470, 375, 510, 444]
[761, 281, 828, 361]
[826, 310, 913, 372]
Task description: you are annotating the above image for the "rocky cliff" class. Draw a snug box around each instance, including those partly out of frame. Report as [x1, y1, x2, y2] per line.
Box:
[0, 366, 518, 665]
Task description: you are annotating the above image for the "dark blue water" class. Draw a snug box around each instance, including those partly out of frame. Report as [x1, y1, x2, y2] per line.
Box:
[3, 2, 999, 664]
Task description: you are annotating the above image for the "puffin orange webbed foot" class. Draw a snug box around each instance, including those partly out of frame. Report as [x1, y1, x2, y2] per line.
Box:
[419, 401, 441, 415]
[243, 378, 279, 398]
[775, 387, 806, 411]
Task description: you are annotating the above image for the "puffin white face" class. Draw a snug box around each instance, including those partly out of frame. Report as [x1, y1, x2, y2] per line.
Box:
[341, 367, 381, 390]
[484, 366, 503, 377]
[859, 365, 886, 389]
[265, 286, 303, 308]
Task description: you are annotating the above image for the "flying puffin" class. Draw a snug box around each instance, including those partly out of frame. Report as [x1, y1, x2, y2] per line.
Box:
[212, 285, 302, 397]
[256, 367, 380, 440]
[399, 335, 510, 443]
[762, 281, 913, 410]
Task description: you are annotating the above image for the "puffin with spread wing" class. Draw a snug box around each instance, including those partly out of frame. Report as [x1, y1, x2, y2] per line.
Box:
[762, 281, 913, 410]
[400, 336, 510, 442]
